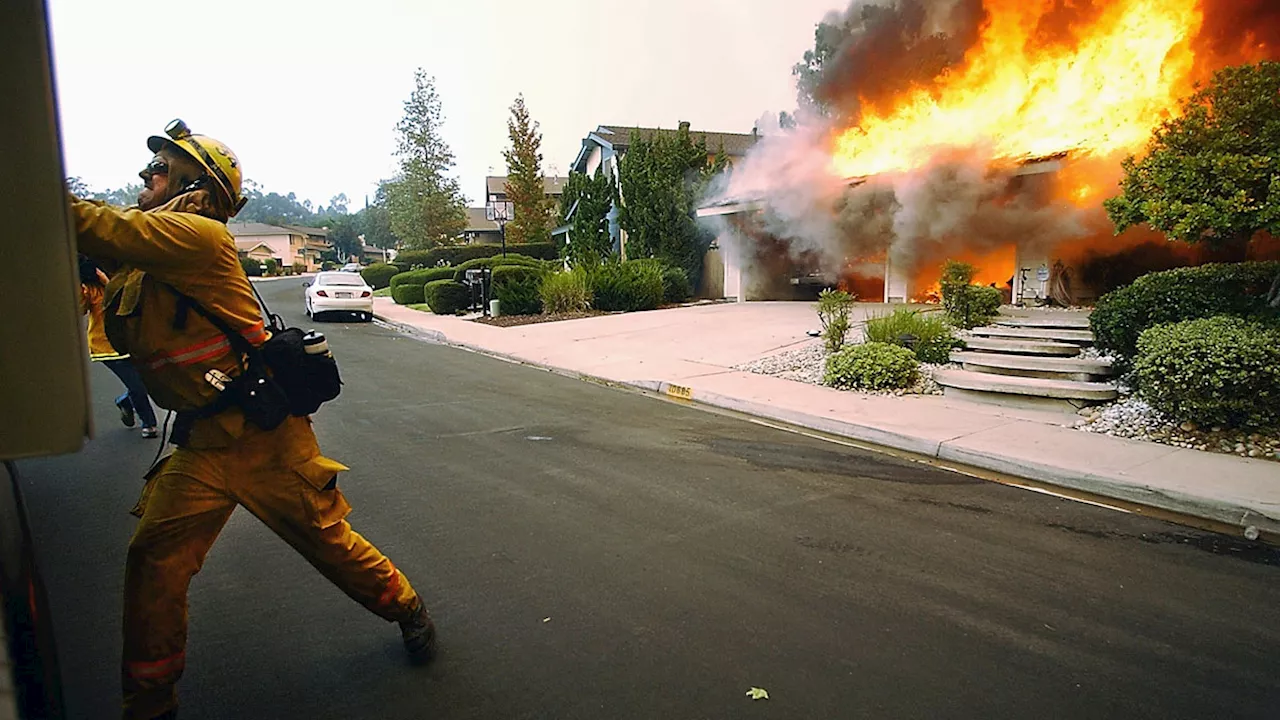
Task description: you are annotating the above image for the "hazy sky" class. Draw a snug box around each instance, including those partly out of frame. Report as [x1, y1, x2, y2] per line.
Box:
[48, 0, 844, 210]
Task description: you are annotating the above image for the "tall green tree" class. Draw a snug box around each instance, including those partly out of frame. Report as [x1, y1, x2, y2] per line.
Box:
[502, 94, 554, 245]
[558, 167, 617, 266]
[1105, 61, 1280, 259]
[618, 127, 727, 287]
[356, 183, 400, 251]
[327, 214, 362, 261]
[385, 69, 467, 249]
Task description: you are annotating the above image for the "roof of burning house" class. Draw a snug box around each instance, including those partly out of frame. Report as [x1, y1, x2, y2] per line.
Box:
[695, 151, 1071, 218]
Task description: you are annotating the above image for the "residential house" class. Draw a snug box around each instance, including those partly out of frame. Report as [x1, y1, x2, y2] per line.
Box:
[358, 241, 389, 265]
[556, 121, 759, 257]
[462, 207, 503, 245]
[227, 222, 332, 272]
[483, 175, 569, 209]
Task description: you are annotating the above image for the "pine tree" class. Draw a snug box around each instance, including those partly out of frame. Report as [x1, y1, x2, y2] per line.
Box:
[502, 95, 554, 245]
[618, 126, 727, 288]
[385, 69, 467, 249]
[560, 167, 617, 266]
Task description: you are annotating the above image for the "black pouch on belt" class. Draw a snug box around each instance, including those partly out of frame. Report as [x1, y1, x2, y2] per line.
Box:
[260, 327, 342, 416]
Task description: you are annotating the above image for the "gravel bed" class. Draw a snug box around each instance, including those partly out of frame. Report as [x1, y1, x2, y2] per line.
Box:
[735, 340, 946, 396]
[1075, 398, 1279, 461]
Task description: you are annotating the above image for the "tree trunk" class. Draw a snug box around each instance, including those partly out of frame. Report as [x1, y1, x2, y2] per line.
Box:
[1204, 231, 1252, 263]
[1269, 270, 1280, 309]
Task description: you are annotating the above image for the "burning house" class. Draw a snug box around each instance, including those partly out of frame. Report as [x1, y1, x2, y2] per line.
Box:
[699, 0, 1280, 303]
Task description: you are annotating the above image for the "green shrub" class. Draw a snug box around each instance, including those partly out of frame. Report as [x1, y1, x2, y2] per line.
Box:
[425, 280, 471, 315]
[1092, 261, 1280, 361]
[240, 257, 263, 277]
[590, 261, 664, 312]
[540, 267, 593, 314]
[817, 288, 856, 353]
[661, 267, 693, 303]
[391, 282, 426, 305]
[321, 261, 337, 271]
[1134, 316, 1280, 429]
[397, 242, 560, 269]
[263, 258, 279, 276]
[939, 261, 1001, 329]
[824, 342, 919, 391]
[492, 265, 546, 315]
[864, 308, 958, 364]
[361, 263, 400, 290]
[390, 266, 455, 289]
[450, 254, 545, 282]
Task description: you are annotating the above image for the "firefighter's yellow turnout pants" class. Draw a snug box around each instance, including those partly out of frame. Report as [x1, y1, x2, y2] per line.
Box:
[122, 415, 420, 719]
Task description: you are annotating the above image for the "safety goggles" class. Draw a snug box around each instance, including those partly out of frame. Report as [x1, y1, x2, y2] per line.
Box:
[140, 158, 169, 178]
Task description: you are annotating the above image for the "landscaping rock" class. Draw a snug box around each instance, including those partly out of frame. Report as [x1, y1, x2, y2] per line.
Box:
[1075, 397, 1278, 463]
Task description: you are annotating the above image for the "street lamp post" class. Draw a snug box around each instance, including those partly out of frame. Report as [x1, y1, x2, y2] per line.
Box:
[486, 200, 514, 257]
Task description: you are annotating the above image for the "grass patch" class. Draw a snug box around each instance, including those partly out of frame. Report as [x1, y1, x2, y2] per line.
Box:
[373, 287, 392, 297]
[407, 303, 432, 313]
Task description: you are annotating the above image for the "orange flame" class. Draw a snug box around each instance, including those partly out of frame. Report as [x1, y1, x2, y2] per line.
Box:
[832, 0, 1204, 178]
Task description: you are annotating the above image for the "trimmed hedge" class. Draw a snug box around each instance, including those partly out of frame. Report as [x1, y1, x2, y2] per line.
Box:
[492, 265, 547, 315]
[1091, 261, 1280, 361]
[425, 280, 471, 315]
[361, 263, 400, 290]
[590, 261, 664, 312]
[396, 242, 560, 270]
[864, 308, 958, 364]
[391, 282, 426, 305]
[240, 257, 263, 277]
[823, 342, 919, 390]
[451, 254, 545, 283]
[390, 266, 455, 289]
[1134, 316, 1280, 429]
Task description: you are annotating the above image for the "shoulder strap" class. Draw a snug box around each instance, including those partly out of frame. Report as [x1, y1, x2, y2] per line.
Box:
[248, 279, 286, 333]
[164, 285, 262, 363]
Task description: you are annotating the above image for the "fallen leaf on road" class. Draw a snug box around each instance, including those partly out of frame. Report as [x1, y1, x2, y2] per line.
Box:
[746, 687, 769, 700]
[542, 617, 551, 623]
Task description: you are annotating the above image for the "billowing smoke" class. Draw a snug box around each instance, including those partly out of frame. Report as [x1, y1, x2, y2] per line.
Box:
[810, 0, 986, 123]
[706, 0, 1280, 298]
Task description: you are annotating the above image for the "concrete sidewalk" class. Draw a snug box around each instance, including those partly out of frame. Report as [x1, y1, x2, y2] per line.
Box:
[372, 298, 1280, 539]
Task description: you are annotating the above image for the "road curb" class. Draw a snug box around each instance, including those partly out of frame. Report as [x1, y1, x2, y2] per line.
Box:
[375, 310, 1279, 541]
[647, 381, 1280, 540]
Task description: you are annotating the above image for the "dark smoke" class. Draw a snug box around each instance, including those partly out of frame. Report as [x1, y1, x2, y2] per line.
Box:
[811, 0, 986, 122]
[1193, 0, 1280, 69]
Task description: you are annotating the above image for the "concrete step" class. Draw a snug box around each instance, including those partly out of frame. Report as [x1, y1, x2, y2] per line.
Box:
[971, 326, 1095, 344]
[962, 336, 1081, 357]
[935, 368, 1118, 411]
[995, 315, 1091, 330]
[950, 351, 1116, 381]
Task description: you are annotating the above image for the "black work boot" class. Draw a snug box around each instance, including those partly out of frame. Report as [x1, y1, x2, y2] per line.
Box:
[399, 601, 437, 664]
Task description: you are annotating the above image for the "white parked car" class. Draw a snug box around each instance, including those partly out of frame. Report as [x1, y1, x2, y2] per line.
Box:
[341, 262, 363, 273]
[305, 271, 374, 322]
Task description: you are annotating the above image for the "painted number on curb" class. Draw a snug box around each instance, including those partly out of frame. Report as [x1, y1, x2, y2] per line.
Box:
[666, 384, 693, 400]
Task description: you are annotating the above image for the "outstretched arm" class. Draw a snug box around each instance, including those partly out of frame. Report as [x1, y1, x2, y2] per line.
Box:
[69, 197, 222, 274]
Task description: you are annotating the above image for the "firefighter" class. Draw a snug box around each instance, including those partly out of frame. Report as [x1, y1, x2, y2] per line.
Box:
[68, 120, 435, 720]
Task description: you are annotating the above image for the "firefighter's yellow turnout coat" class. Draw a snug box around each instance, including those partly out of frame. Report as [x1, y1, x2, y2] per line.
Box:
[71, 198, 422, 720]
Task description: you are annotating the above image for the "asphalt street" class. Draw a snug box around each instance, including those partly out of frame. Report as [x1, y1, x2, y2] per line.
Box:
[17, 277, 1280, 719]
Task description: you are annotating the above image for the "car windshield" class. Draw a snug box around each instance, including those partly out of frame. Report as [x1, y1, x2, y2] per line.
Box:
[318, 273, 366, 286]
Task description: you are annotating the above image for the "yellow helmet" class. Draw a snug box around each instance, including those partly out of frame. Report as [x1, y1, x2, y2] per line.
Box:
[147, 119, 246, 215]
